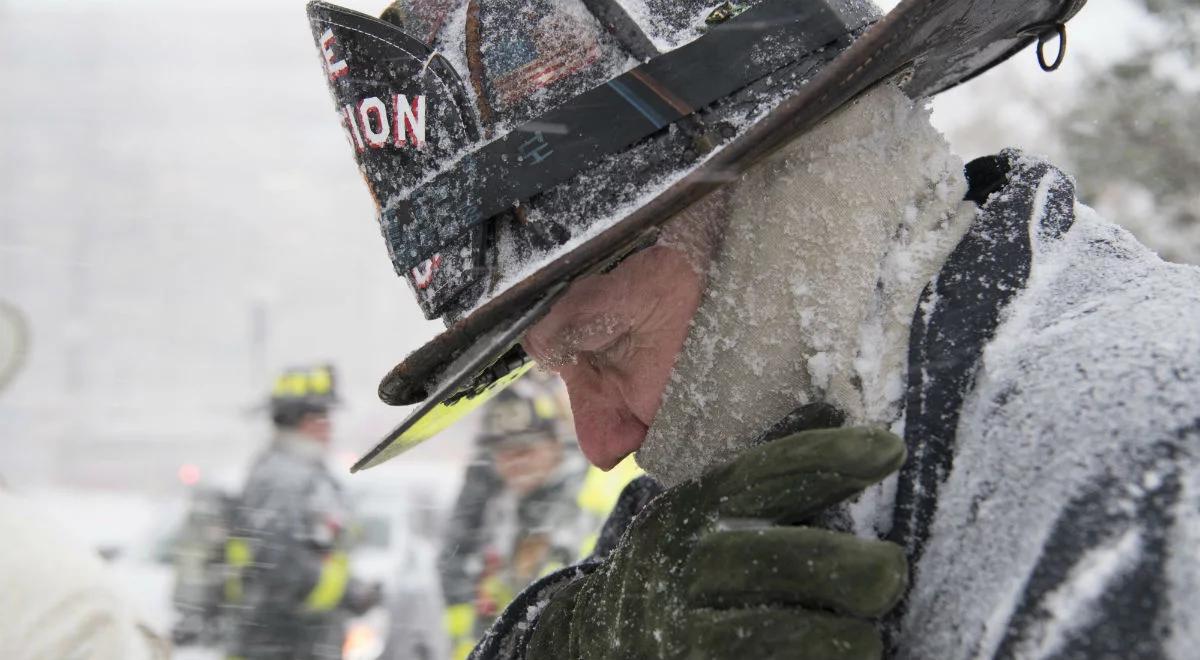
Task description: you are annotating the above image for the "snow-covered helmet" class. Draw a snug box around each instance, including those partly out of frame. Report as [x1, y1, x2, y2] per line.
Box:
[305, 0, 1089, 470]
[269, 364, 339, 428]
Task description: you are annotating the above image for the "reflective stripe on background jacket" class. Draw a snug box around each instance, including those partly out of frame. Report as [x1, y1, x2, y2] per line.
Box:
[468, 151, 1200, 659]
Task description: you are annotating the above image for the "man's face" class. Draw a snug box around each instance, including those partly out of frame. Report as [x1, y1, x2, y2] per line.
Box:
[523, 244, 706, 470]
[490, 438, 563, 496]
[297, 412, 333, 445]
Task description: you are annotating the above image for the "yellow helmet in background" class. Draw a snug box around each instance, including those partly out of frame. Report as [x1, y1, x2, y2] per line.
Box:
[269, 364, 339, 428]
[476, 380, 565, 449]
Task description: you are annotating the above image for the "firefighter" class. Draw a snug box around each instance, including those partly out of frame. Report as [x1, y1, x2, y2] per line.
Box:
[439, 378, 638, 659]
[225, 365, 379, 660]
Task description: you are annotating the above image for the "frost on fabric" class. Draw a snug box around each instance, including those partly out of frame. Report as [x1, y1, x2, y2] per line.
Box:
[477, 0, 640, 128]
[1166, 464, 1200, 658]
[461, 0, 851, 319]
[435, 0, 474, 108]
[477, 114, 744, 315]
[1010, 528, 1143, 659]
[613, 0, 717, 52]
[897, 201, 1200, 659]
[636, 84, 973, 487]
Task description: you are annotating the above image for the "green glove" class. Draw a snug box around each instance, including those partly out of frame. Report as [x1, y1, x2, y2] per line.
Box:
[527, 427, 908, 659]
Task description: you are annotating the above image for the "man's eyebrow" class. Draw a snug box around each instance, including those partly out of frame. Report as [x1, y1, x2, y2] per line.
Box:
[533, 312, 627, 367]
[539, 321, 588, 363]
[560, 312, 624, 346]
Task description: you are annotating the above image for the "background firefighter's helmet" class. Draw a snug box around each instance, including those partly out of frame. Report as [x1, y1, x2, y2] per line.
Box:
[305, 0, 1090, 470]
[476, 382, 565, 448]
[269, 364, 339, 428]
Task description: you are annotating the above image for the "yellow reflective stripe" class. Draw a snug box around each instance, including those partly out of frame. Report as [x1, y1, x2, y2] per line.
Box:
[443, 603, 475, 638]
[444, 603, 477, 660]
[308, 366, 333, 394]
[479, 574, 516, 613]
[226, 538, 252, 567]
[273, 365, 334, 398]
[274, 372, 307, 397]
[377, 362, 535, 462]
[224, 576, 242, 603]
[532, 394, 558, 419]
[537, 560, 565, 579]
[578, 532, 600, 558]
[302, 551, 350, 613]
[224, 538, 253, 603]
[576, 455, 642, 516]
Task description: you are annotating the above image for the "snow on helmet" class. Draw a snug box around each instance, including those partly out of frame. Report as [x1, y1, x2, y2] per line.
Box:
[269, 364, 339, 428]
[305, 0, 1090, 470]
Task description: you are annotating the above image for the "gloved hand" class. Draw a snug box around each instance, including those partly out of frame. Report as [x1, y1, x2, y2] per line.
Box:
[345, 579, 384, 615]
[527, 427, 908, 659]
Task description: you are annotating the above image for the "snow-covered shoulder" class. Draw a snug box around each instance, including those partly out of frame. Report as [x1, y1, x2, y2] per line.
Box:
[978, 201, 1200, 449]
[901, 203, 1200, 658]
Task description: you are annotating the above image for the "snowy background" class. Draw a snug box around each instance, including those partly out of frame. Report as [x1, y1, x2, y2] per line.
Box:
[1, 0, 1197, 652]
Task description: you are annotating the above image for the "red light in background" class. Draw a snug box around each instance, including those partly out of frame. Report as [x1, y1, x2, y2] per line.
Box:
[178, 463, 201, 486]
[335, 451, 358, 471]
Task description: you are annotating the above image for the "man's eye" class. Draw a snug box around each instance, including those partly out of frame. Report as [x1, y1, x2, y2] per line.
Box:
[587, 333, 632, 370]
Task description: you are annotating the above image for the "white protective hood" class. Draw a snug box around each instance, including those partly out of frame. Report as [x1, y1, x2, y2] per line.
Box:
[637, 83, 976, 487]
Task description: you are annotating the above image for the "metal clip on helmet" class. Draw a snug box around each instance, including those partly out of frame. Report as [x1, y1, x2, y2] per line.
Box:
[304, 0, 1089, 471]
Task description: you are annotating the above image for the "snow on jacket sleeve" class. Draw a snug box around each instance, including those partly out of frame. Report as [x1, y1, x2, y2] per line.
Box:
[893, 151, 1200, 659]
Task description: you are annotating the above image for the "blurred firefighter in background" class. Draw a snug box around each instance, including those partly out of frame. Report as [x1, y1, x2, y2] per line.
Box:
[170, 486, 236, 646]
[438, 375, 640, 659]
[224, 365, 380, 660]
